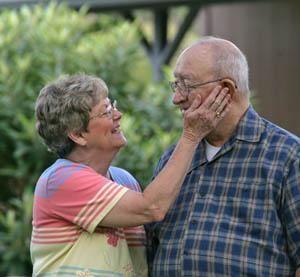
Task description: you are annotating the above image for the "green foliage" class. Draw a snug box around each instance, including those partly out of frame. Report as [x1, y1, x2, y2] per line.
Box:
[0, 3, 180, 198]
[0, 3, 180, 274]
[0, 189, 33, 275]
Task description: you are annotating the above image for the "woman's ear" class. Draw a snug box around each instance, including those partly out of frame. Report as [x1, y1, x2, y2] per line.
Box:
[221, 78, 237, 98]
[68, 131, 87, 146]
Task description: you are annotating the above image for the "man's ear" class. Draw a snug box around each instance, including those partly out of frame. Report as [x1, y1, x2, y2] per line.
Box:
[221, 78, 237, 98]
[68, 131, 87, 147]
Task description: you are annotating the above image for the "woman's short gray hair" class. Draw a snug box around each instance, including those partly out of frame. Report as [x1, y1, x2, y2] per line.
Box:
[35, 74, 108, 157]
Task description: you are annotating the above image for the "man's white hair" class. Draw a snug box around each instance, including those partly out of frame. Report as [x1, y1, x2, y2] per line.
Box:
[192, 36, 250, 96]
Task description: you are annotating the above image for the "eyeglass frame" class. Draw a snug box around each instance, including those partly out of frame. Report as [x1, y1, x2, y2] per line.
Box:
[89, 100, 117, 120]
[169, 78, 233, 98]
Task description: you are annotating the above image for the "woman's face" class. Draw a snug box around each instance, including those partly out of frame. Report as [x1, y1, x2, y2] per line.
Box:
[84, 97, 127, 152]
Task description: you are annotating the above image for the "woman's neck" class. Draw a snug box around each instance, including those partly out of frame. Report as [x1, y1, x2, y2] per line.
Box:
[67, 147, 117, 176]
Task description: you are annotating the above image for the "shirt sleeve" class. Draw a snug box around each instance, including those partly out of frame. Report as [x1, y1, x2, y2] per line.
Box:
[48, 165, 129, 233]
[282, 158, 300, 268]
[109, 166, 141, 192]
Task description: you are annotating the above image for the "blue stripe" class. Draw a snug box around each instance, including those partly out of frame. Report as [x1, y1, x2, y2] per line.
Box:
[35, 159, 86, 198]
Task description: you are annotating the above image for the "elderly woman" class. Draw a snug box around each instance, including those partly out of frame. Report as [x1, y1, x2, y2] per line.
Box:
[31, 74, 230, 276]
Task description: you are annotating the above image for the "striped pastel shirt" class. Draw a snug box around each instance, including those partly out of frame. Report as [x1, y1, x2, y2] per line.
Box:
[31, 160, 147, 276]
[146, 106, 300, 276]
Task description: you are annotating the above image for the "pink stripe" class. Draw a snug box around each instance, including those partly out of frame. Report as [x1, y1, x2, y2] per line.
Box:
[84, 186, 124, 229]
[32, 230, 80, 240]
[79, 184, 117, 228]
[77, 183, 116, 227]
[32, 227, 78, 234]
[84, 186, 124, 230]
[31, 237, 78, 244]
[78, 183, 111, 223]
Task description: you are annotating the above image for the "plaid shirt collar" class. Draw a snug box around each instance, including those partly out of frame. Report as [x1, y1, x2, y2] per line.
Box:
[188, 105, 265, 173]
[234, 105, 265, 142]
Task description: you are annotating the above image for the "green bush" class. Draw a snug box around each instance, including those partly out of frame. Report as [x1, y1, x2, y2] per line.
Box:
[0, 3, 180, 274]
[0, 3, 181, 199]
[0, 189, 33, 275]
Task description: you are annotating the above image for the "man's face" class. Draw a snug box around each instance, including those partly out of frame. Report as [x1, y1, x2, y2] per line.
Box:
[172, 49, 220, 114]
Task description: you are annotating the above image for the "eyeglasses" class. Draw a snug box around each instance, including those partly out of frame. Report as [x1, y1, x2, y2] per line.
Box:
[89, 100, 117, 120]
[169, 78, 224, 98]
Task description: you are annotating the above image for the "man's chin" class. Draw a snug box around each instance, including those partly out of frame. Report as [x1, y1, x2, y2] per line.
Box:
[180, 107, 189, 115]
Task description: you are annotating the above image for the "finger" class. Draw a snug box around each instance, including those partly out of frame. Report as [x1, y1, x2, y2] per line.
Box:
[215, 94, 231, 118]
[187, 94, 202, 113]
[216, 94, 230, 115]
[218, 100, 231, 119]
[214, 94, 230, 119]
[211, 88, 229, 111]
[201, 85, 222, 109]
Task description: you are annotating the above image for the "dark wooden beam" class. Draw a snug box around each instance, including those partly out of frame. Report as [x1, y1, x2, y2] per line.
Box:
[161, 5, 201, 65]
[121, 11, 152, 54]
[150, 5, 202, 80]
[0, 0, 268, 11]
[151, 8, 168, 80]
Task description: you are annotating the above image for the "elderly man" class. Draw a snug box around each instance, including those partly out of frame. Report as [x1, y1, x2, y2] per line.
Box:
[146, 37, 300, 276]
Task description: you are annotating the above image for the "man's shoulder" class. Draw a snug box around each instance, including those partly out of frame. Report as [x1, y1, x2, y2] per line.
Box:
[262, 118, 300, 147]
[154, 143, 177, 175]
[257, 118, 300, 163]
[239, 106, 299, 149]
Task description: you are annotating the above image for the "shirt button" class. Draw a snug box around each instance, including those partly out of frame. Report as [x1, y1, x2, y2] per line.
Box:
[199, 191, 206, 197]
[191, 219, 197, 225]
[183, 250, 189, 255]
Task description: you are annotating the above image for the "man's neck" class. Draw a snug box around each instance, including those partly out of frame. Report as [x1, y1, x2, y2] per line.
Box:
[206, 102, 249, 147]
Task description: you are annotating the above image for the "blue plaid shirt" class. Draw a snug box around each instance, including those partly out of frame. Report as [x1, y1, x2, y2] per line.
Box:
[146, 106, 300, 276]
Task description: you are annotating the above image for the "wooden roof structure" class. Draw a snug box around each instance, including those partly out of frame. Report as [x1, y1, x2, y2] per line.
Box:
[0, 0, 267, 79]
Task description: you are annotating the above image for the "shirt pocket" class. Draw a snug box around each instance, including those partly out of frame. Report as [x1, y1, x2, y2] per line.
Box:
[208, 180, 284, 247]
[213, 180, 280, 221]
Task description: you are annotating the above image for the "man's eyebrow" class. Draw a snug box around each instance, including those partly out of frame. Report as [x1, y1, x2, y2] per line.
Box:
[174, 73, 193, 80]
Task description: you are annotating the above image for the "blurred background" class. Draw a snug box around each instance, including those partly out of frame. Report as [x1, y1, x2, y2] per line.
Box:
[0, 0, 299, 275]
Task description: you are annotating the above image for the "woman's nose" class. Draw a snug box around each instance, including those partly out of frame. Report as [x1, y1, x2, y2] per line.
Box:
[113, 108, 122, 120]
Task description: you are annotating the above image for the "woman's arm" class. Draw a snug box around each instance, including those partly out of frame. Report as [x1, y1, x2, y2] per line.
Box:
[101, 86, 230, 227]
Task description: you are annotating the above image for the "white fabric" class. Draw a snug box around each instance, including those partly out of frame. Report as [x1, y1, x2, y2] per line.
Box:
[205, 140, 222, 161]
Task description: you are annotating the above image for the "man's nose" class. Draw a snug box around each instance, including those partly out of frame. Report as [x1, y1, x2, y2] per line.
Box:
[172, 90, 186, 105]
